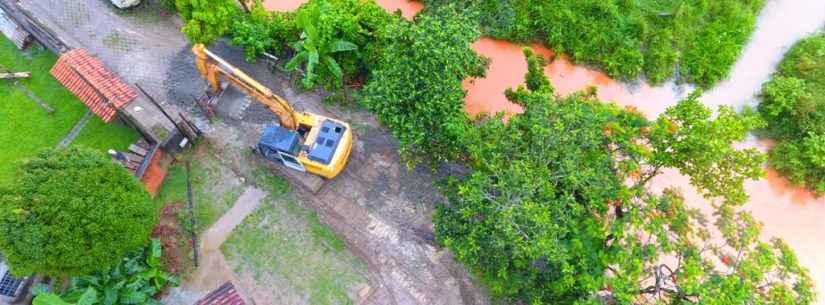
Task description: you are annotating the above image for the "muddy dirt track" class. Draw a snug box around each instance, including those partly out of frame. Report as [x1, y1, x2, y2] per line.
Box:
[15, 1, 490, 304]
[168, 41, 490, 305]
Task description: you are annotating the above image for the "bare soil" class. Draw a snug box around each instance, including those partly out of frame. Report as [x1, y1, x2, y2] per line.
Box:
[164, 41, 490, 305]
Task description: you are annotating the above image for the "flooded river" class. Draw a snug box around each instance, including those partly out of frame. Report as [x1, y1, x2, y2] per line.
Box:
[465, 1, 825, 300]
[264, 0, 825, 301]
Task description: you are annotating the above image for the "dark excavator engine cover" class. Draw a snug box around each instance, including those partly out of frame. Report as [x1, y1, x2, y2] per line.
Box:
[308, 120, 346, 165]
[258, 124, 300, 162]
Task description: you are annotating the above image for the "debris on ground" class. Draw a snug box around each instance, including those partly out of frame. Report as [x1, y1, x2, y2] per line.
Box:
[0, 71, 29, 79]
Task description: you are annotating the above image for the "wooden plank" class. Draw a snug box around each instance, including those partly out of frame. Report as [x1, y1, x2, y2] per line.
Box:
[122, 151, 143, 163]
[0, 72, 30, 79]
[128, 144, 148, 156]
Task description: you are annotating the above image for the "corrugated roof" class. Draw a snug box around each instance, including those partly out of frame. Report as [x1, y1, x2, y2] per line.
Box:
[50, 48, 136, 122]
[195, 282, 246, 305]
[0, 7, 30, 49]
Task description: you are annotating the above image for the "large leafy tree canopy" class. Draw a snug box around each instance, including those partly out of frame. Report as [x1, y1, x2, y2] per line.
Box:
[362, 5, 488, 164]
[435, 49, 815, 304]
[0, 147, 158, 277]
[758, 31, 825, 194]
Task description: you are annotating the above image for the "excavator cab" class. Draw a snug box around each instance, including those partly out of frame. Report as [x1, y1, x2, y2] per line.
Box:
[192, 44, 352, 179]
[257, 119, 350, 177]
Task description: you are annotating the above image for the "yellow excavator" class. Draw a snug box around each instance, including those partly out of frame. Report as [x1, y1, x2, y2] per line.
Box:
[192, 44, 353, 179]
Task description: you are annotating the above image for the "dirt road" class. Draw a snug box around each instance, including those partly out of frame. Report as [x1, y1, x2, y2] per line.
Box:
[168, 41, 490, 305]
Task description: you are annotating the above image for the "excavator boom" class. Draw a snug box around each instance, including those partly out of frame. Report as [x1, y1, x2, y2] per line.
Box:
[191, 44, 353, 179]
[193, 44, 299, 130]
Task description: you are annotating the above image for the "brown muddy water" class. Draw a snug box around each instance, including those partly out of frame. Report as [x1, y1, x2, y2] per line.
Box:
[267, 0, 825, 301]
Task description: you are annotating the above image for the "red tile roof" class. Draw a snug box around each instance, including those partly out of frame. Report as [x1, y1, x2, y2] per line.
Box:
[195, 282, 246, 305]
[50, 49, 137, 122]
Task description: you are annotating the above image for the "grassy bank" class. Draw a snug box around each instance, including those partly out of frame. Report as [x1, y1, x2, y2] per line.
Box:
[0, 37, 138, 185]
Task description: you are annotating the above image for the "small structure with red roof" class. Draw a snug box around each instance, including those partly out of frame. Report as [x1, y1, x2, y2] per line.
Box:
[50, 48, 138, 122]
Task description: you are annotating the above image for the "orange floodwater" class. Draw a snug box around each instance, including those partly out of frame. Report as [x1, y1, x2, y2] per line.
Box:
[465, 0, 825, 300]
[265, 0, 825, 301]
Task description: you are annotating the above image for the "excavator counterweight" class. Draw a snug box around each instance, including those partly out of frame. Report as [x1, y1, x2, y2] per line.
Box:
[192, 44, 353, 179]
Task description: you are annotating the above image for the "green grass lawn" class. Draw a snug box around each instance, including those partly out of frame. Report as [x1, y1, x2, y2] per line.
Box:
[153, 147, 245, 234]
[0, 36, 138, 185]
[222, 167, 367, 305]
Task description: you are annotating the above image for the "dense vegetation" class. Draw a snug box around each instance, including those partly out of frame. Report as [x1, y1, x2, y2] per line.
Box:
[33, 239, 178, 305]
[229, 0, 397, 88]
[174, 0, 241, 43]
[177, 0, 482, 162]
[0, 147, 157, 277]
[758, 31, 825, 194]
[361, 5, 486, 163]
[423, 0, 765, 87]
[173, 2, 814, 304]
[435, 50, 813, 304]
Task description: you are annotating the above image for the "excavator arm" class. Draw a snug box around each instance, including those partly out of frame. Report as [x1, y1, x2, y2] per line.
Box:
[192, 44, 299, 130]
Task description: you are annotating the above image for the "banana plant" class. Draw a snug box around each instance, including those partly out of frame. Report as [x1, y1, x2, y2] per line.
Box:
[32, 239, 178, 305]
[33, 288, 96, 305]
[284, 2, 358, 89]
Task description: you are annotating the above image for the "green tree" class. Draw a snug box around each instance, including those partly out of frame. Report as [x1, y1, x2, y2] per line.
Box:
[285, 2, 358, 89]
[435, 51, 814, 304]
[362, 4, 487, 165]
[175, 0, 241, 44]
[758, 31, 825, 193]
[0, 147, 158, 277]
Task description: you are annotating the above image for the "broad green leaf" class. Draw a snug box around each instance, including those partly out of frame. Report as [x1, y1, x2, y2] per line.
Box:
[77, 288, 98, 305]
[285, 52, 308, 72]
[324, 57, 343, 82]
[33, 294, 71, 305]
[147, 239, 161, 268]
[119, 288, 147, 305]
[329, 40, 358, 53]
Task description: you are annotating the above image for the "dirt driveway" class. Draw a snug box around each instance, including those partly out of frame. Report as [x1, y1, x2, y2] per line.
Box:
[18, 1, 489, 304]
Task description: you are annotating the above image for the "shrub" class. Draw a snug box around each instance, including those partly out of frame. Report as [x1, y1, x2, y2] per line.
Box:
[0, 147, 157, 277]
[175, 0, 242, 43]
[229, 0, 397, 88]
[32, 239, 179, 305]
[230, 7, 296, 61]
